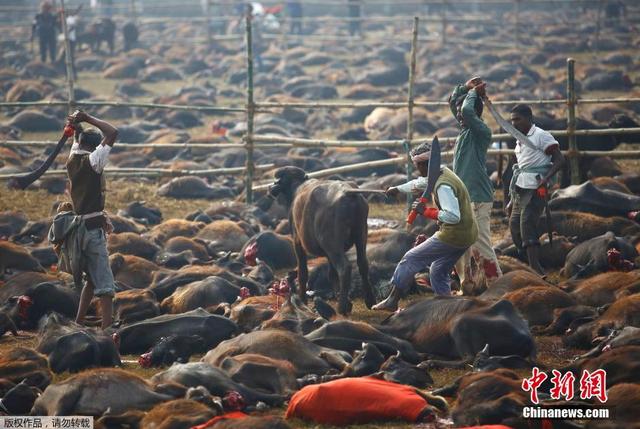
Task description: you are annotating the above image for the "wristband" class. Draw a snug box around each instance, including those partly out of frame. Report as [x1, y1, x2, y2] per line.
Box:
[423, 207, 439, 220]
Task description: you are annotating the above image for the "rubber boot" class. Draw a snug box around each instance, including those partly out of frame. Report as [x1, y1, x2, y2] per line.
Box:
[372, 285, 401, 312]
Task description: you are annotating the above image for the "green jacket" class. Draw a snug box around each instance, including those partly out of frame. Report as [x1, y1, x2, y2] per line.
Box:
[450, 85, 494, 203]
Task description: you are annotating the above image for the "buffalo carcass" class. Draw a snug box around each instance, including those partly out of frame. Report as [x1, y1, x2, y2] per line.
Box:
[36, 314, 121, 373]
[378, 296, 536, 368]
[202, 329, 350, 377]
[550, 182, 640, 218]
[150, 362, 285, 407]
[561, 232, 638, 279]
[30, 369, 175, 416]
[117, 308, 237, 354]
[269, 167, 374, 314]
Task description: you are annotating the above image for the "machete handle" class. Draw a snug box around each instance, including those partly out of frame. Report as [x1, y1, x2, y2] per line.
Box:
[406, 197, 429, 225]
[407, 209, 419, 225]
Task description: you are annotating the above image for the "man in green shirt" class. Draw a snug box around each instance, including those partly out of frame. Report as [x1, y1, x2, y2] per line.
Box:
[449, 77, 502, 293]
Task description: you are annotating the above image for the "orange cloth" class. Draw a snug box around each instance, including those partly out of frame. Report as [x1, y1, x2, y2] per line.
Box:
[285, 377, 429, 426]
[457, 426, 514, 429]
[190, 412, 248, 429]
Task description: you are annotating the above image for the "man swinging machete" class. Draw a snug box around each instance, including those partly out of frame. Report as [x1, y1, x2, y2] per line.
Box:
[47, 111, 119, 330]
[374, 136, 478, 311]
[483, 100, 564, 276]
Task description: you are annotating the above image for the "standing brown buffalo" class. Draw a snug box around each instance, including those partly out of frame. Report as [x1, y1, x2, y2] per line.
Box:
[269, 167, 374, 314]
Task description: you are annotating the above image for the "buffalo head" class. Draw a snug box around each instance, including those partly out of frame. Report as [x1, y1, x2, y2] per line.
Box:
[269, 167, 308, 206]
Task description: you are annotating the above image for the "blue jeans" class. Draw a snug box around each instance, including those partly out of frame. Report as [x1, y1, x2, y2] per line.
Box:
[392, 236, 467, 295]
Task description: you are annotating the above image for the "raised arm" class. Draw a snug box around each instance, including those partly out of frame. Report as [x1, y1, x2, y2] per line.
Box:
[460, 86, 491, 138]
[70, 111, 118, 147]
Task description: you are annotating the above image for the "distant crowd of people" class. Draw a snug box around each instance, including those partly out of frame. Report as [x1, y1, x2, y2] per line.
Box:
[31, 1, 139, 80]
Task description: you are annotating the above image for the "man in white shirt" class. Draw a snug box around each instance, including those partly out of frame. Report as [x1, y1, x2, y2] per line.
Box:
[65, 111, 118, 329]
[506, 104, 565, 274]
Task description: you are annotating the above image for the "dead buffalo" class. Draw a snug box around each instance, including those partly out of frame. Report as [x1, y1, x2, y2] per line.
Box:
[0, 272, 59, 303]
[479, 270, 550, 301]
[36, 314, 121, 373]
[240, 231, 297, 270]
[0, 379, 41, 415]
[580, 326, 640, 359]
[304, 319, 420, 363]
[117, 308, 238, 354]
[564, 294, 640, 349]
[107, 232, 161, 261]
[4, 281, 79, 329]
[140, 399, 216, 429]
[149, 265, 263, 301]
[542, 211, 640, 242]
[0, 241, 44, 275]
[106, 289, 160, 324]
[379, 297, 535, 367]
[30, 369, 174, 416]
[117, 200, 162, 225]
[561, 232, 638, 278]
[503, 285, 576, 326]
[565, 271, 640, 307]
[203, 329, 350, 377]
[139, 335, 206, 368]
[269, 167, 374, 314]
[160, 276, 244, 314]
[436, 369, 530, 427]
[151, 362, 285, 407]
[0, 347, 51, 390]
[560, 345, 640, 388]
[550, 182, 640, 218]
[536, 305, 601, 336]
[109, 253, 168, 289]
[218, 354, 299, 396]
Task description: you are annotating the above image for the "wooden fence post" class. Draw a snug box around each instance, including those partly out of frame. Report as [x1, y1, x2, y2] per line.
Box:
[406, 16, 419, 212]
[206, 0, 213, 45]
[514, 0, 520, 49]
[130, 0, 137, 24]
[59, 0, 75, 112]
[245, 9, 255, 204]
[441, 0, 447, 45]
[567, 58, 579, 185]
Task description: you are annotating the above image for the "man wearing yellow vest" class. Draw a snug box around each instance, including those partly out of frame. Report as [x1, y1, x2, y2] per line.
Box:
[373, 140, 478, 311]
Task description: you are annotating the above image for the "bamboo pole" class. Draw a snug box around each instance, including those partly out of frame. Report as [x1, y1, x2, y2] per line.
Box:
[245, 9, 255, 204]
[206, 0, 213, 46]
[406, 16, 419, 212]
[59, 0, 75, 109]
[567, 58, 579, 185]
[0, 163, 276, 180]
[0, 140, 246, 149]
[513, 0, 520, 50]
[0, 100, 246, 112]
[441, 0, 447, 45]
[130, 0, 138, 24]
[4, 127, 638, 151]
[594, 0, 603, 52]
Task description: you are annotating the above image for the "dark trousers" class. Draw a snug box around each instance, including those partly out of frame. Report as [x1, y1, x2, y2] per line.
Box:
[39, 35, 56, 63]
[509, 186, 545, 250]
